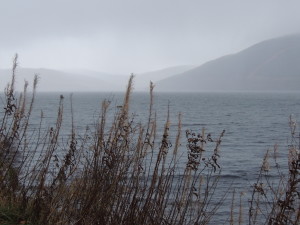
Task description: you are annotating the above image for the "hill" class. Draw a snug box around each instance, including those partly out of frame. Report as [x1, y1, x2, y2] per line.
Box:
[134, 65, 195, 91]
[70, 65, 195, 91]
[0, 68, 121, 92]
[156, 35, 300, 92]
[0, 66, 195, 92]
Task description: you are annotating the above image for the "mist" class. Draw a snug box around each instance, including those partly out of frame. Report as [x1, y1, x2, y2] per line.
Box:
[1, 1, 300, 91]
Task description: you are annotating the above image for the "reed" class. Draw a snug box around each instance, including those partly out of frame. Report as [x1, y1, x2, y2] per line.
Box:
[1, 56, 299, 225]
[248, 117, 300, 225]
[0, 56, 226, 225]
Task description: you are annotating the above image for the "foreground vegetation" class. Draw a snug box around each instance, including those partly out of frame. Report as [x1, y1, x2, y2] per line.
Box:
[0, 55, 299, 224]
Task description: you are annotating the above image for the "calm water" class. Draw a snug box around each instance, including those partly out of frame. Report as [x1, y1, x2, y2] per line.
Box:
[10, 91, 300, 223]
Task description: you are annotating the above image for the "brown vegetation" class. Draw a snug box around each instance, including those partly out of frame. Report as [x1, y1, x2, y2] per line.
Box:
[0, 55, 299, 224]
[0, 55, 226, 225]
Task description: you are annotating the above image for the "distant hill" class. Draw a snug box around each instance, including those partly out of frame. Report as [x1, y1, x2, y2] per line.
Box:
[0, 68, 120, 92]
[0, 65, 195, 92]
[156, 34, 300, 92]
[134, 65, 195, 91]
[71, 65, 195, 91]
[66, 69, 130, 91]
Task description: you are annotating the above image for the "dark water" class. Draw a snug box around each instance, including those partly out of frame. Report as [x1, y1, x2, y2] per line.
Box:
[19, 92, 300, 223]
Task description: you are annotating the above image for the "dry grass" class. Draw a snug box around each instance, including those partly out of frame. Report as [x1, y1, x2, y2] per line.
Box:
[1, 55, 299, 225]
[0, 55, 226, 225]
[247, 116, 300, 224]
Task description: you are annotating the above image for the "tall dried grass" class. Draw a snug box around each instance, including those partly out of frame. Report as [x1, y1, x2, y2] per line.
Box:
[1, 56, 298, 225]
[247, 116, 300, 225]
[0, 55, 225, 225]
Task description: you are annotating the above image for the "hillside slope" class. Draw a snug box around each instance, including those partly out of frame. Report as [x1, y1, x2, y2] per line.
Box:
[0, 68, 120, 92]
[70, 65, 195, 91]
[0, 65, 195, 92]
[156, 35, 300, 92]
[134, 65, 195, 91]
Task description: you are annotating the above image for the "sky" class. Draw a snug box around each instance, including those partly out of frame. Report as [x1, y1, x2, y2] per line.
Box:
[1, 0, 300, 75]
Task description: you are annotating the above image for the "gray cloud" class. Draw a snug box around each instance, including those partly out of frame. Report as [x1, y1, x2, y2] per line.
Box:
[1, 0, 300, 73]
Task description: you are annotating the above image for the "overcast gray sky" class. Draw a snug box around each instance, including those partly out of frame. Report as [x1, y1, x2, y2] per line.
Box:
[1, 0, 300, 74]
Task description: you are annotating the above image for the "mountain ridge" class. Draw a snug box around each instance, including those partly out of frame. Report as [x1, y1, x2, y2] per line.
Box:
[156, 34, 300, 92]
[0, 65, 195, 92]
